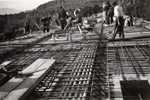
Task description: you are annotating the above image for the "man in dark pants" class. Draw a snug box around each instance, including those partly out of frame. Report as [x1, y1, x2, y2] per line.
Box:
[25, 22, 30, 34]
[40, 16, 51, 33]
[112, 1, 125, 39]
[58, 6, 68, 30]
[106, 1, 111, 24]
[108, 5, 114, 24]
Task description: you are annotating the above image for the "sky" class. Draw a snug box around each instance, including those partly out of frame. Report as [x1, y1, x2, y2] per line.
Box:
[0, 0, 52, 11]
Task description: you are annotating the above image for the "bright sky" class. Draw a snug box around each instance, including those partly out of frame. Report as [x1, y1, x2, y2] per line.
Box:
[0, 0, 52, 11]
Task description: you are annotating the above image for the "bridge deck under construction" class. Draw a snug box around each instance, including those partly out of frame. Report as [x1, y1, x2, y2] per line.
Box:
[0, 21, 150, 100]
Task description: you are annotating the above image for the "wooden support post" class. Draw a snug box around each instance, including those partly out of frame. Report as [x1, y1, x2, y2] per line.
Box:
[52, 33, 55, 42]
[66, 32, 69, 41]
[69, 32, 72, 42]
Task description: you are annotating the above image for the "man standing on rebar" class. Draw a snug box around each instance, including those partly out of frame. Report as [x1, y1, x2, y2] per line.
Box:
[63, 11, 74, 30]
[106, 1, 112, 25]
[24, 22, 31, 34]
[58, 6, 68, 30]
[107, 2, 114, 24]
[40, 16, 51, 33]
[112, 1, 125, 39]
[72, 8, 83, 34]
[102, 2, 107, 24]
[102, 1, 110, 25]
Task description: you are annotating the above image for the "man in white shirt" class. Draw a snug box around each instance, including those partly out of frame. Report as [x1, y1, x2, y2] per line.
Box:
[112, 1, 125, 39]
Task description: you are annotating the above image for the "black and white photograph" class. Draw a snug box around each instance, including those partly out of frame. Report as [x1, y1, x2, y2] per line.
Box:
[0, 0, 150, 100]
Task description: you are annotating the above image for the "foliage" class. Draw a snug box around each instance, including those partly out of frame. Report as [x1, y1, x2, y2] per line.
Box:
[112, 0, 150, 20]
[0, 0, 103, 31]
[82, 5, 102, 17]
[1, 0, 150, 32]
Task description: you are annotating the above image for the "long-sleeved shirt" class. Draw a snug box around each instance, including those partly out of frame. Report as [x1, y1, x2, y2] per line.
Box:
[114, 5, 124, 17]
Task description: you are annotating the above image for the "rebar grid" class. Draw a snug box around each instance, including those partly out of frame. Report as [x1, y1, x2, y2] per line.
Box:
[107, 41, 150, 75]
[0, 23, 112, 100]
[25, 38, 110, 100]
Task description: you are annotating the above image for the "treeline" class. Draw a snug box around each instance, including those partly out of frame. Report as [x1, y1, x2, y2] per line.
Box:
[0, 0, 103, 31]
[111, 0, 150, 21]
[0, 0, 58, 30]
[0, 0, 150, 31]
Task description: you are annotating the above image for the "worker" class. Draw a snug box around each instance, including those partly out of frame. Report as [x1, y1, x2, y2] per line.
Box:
[128, 16, 134, 26]
[106, 1, 112, 25]
[40, 16, 51, 33]
[53, 12, 60, 27]
[107, 2, 114, 24]
[24, 22, 31, 34]
[111, 1, 125, 39]
[102, 2, 110, 25]
[64, 11, 75, 30]
[72, 8, 83, 34]
[58, 6, 68, 30]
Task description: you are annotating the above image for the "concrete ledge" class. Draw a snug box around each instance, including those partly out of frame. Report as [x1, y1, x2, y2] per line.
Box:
[0, 61, 12, 86]
[0, 58, 55, 100]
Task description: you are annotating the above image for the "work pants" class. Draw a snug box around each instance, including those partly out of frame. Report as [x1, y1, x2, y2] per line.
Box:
[112, 17, 124, 39]
[60, 18, 67, 30]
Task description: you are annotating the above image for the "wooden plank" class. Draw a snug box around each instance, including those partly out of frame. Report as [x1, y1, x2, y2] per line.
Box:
[3, 59, 55, 100]
[1, 61, 11, 66]
[0, 59, 47, 100]
[21, 59, 47, 74]
[0, 61, 11, 71]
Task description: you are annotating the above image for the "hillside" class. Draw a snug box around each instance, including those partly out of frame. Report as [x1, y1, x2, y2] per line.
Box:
[0, 0, 150, 30]
[36, 0, 103, 11]
[36, 0, 150, 20]
[0, 0, 103, 29]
